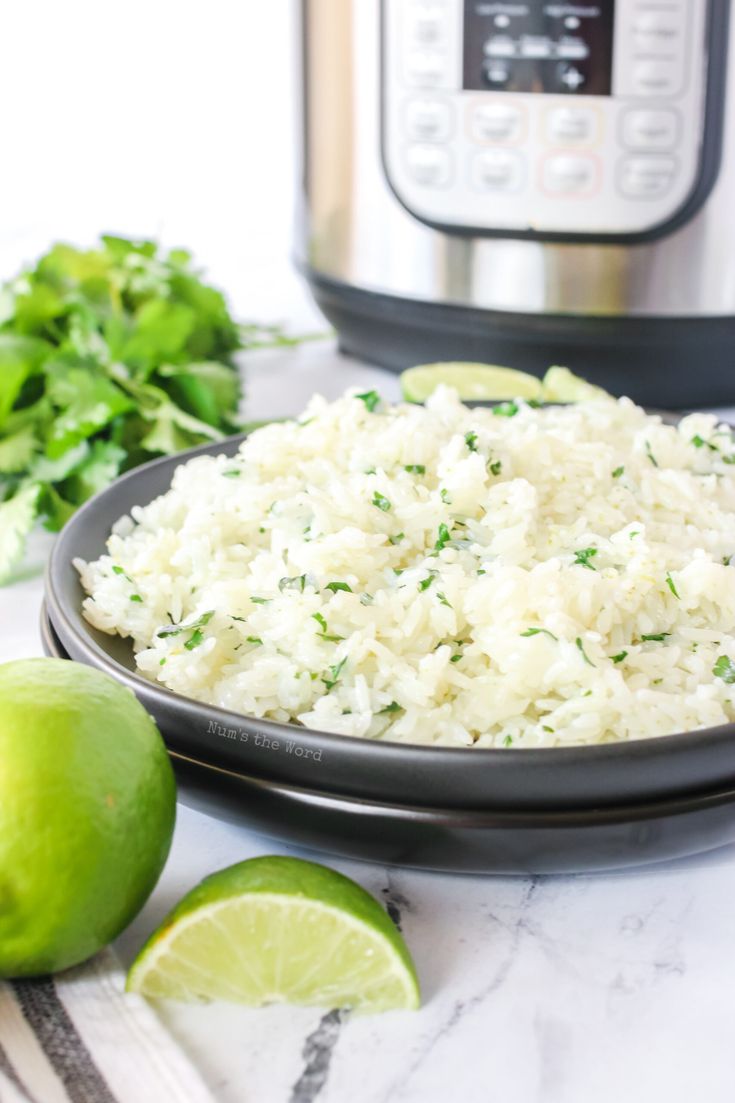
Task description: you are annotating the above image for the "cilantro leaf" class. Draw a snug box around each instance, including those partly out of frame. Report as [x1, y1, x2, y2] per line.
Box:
[157, 610, 215, 639]
[573, 547, 598, 570]
[713, 655, 735, 684]
[665, 573, 680, 599]
[356, 390, 380, 412]
[521, 627, 558, 641]
[493, 402, 518, 418]
[0, 483, 41, 583]
[322, 655, 348, 691]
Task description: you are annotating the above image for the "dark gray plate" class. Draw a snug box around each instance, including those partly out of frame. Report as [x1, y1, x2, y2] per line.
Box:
[45, 435, 735, 818]
[39, 608, 735, 873]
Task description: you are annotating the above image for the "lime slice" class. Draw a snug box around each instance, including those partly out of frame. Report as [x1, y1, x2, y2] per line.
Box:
[126, 856, 420, 1014]
[541, 365, 611, 403]
[400, 362, 542, 402]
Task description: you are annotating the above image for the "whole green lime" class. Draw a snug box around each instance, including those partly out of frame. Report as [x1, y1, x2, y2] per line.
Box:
[0, 658, 176, 977]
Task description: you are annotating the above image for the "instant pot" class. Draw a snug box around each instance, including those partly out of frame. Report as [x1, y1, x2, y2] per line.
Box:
[295, 0, 735, 406]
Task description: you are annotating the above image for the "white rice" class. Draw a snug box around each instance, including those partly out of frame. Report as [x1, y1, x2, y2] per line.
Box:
[75, 387, 735, 748]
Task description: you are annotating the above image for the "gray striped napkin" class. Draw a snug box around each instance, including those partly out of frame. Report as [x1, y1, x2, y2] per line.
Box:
[0, 948, 215, 1103]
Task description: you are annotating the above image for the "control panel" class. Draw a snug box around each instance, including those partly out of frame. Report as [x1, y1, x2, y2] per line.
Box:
[382, 0, 714, 237]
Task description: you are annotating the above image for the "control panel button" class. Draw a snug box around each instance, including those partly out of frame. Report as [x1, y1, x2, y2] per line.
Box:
[556, 38, 589, 61]
[632, 11, 683, 54]
[618, 156, 677, 198]
[484, 36, 516, 59]
[622, 109, 679, 151]
[408, 2, 446, 45]
[482, 60, 512, 88]
[542, 154, 598, 196]
[471, 102, 525, 143]
[471, 149, 524, 192]
[405, 144, 453, 187]
[404, 51, 447, 88]
[631, 61, 681, 97]
[404, 98, 453, 142]
[546, 107, 599, 145]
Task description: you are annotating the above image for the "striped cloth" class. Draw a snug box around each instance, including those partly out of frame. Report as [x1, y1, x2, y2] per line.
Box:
[0, 949, 215, 1103]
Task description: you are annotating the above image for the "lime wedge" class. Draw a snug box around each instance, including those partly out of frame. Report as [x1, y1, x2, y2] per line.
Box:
[541, 365, 611, 403]
[126, 856, 420, 1014]
[400, 362, 542, 402]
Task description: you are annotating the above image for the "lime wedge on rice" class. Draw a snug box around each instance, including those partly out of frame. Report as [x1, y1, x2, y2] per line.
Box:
[541, 365, 610, 403]
[400, 362, 542, 402]
[126, 856, 420, 1014]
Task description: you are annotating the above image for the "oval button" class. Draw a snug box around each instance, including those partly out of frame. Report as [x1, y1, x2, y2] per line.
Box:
[542, 154, 599, 196]
[405, 144, 453, 187]
[618, 156, 677, 198]
[471, 102, 525, 143]
[631, 61, 681, 97]
[404, 98, 453, 142]
[547, 107, 599, 146]
[622, 109, 679, 151]
[471, 149, 525, 192]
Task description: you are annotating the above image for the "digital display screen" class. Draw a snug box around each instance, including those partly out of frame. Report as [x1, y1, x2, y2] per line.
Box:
[463, 2, 615, 96]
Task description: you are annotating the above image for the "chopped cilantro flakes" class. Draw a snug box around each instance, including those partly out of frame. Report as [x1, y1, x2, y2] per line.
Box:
[356, 390, 380, 412]
[372, 491, 391, 512]
[325, 581, 353, 593]
[279, 574, 307, 593]
[418, 570, 438, 592]
[379, 701, 403, 714]
[645, 440, 658, 467]
[521, 627, 558, 641]
[713, 655, 735, 684]
[434, 522, 451, 552]
[157, 610, 215, 639]
[573, 547, 598, 571]
[322, 655, 347, 691]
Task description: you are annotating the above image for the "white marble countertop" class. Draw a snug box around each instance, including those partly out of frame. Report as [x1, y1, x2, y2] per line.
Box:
[4, 343, 735, 1103]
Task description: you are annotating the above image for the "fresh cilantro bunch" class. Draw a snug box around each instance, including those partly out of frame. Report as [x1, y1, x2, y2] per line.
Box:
[0, 236, 252, 581]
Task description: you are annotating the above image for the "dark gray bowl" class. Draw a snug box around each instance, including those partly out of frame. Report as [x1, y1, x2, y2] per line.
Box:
[39, 608, 735, 874]
[46, 435, 735, 814]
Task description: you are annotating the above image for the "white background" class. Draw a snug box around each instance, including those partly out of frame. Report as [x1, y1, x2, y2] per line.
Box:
[0, 0, 320, 329]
